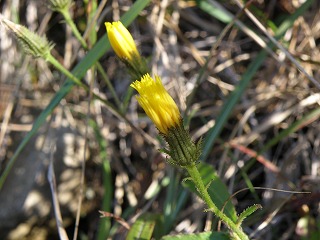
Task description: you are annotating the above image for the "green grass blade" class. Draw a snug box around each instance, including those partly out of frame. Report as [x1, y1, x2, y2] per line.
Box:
[201, 50, 268, 161]
[261, 107, 320, 153]
[126, 213, 158, 240]
[162, 169, 187, 235]
[200, 0, 313, 161]
[161, 231, 230, 240]
[196, 0, 232, 23]
[86, 0, 98, 45]
[89, 119, 113, 240]
[276, 0, 314, 37]
[0, 0, 151, 190]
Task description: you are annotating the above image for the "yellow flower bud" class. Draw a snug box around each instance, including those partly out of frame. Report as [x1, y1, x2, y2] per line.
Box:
[105, 21, 140, 62]
[131, 74, 181, 135]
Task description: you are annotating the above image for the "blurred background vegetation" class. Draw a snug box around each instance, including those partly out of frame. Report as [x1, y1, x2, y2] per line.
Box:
[0, 0, 320, 239]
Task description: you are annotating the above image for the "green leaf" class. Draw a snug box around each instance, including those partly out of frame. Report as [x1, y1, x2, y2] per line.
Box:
[161, 231, 230, 240]
[237, 204, 262, 226]
[126, 213, 158, 240]
[183, 162, 237, 222]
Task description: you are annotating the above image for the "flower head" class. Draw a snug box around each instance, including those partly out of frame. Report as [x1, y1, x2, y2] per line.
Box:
[0, 17, 53, 59]
[105, 21, 140, 62]
[131, 74, 181, 135]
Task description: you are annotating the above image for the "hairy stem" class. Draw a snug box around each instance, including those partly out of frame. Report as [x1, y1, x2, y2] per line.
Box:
[185, 164, 249, 240]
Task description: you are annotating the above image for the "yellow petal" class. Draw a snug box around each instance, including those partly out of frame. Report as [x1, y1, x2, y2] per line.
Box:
[131, 74, 181, 134]
[105, 21, 140, 61]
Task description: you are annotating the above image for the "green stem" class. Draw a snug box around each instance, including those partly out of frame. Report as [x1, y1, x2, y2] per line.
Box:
[96, 63, 122, 108]
[185, 164, 249, 240]
[58, 8, 122, 109]
[47, 52, 148, 142]
[46, 53, 88, 89]
[60, 9, 87, 49]
[46, 53, 121, 118]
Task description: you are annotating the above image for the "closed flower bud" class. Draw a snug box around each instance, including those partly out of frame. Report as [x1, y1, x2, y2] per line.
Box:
[105, 21, 140, 62]
[0, 17, 53, 59]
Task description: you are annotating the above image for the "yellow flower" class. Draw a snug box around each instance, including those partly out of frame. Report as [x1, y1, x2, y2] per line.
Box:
[105, 21, 140, 61]
[131, 74, 181, 135]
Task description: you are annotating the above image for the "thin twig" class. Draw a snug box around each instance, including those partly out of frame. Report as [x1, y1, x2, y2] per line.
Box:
[234, 0, 320, 89]
[72, 66, 94, 240]
[48, 144, 69, 240]
[83, 0, 108, 41]
[184, 0, 263, 113]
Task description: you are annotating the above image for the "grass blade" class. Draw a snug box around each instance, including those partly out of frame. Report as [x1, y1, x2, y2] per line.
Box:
[0, 0, 151, 190]
[200, 0, 313, 161]
[126, 213, 158, 240]
[90, 119, 113, 240]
